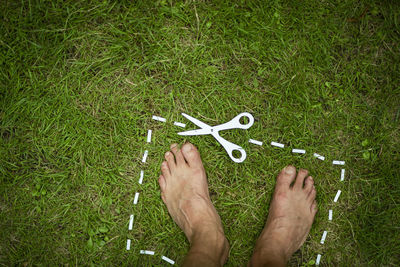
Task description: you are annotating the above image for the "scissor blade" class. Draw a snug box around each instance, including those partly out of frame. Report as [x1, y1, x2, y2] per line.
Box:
[181, 113, 211, 129]
[177, 128, 211, 136]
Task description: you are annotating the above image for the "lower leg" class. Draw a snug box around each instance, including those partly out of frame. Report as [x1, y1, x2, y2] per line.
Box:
[183, 226, 229, 266]
[249, 166, 318, 266]
[159, 143, 229, 267]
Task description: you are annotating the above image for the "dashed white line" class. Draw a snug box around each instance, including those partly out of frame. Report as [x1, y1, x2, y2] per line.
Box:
[316, 254, 322, 265]
[249, 139, 263, 146]
[139, 170, 144, 184]
[333, 160, 345, 165]
[146, 130, 152, 143]
[140, 116, 346, 263]
[126, 239, 131, 250]
[271, 141, 284, 148]
[140, 250, 155, 255]
[313, 153, 325, 161]
[340, 169, 345, 181]
[173, 121, 186, 128]
[133, 192, 139, 205]
[161, 255, 175, 264]
[320, 230, 327, 244]
[334, 190, 342, 203]
[128, 215, 134, 230]
[142, 150, 148, 163]
[152, 115, 166, 122]
[292, 149, 306, 154]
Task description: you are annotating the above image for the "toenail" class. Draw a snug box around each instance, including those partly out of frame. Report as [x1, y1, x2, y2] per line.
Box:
[182, 143, 192, 152]
[170, 143, 178, 149]
[309, 176, 313, 181]
[165, 152, 170, 157]
[284, 166, 295, 174]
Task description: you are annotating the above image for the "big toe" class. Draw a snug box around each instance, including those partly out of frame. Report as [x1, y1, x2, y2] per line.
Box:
[276, 165, 296, 189]
[181, 142, 203, 169]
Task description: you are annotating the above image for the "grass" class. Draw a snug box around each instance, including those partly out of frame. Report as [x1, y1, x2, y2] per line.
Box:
[1, 0, 399, 266]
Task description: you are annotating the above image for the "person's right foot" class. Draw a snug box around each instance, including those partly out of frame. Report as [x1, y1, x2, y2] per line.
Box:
[250, 166, 318, 266]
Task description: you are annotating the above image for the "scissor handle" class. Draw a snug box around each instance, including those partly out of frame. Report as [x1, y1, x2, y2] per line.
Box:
[214, 112, 254, 131]
[213, 134, 247, 163]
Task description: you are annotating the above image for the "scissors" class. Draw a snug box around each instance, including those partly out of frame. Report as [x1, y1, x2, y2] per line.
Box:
[177, 112, 254, 163]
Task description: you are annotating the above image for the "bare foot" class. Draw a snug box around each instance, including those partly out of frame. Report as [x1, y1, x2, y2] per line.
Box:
[250, 166, 318, 266]
[159, 142, 229, 266]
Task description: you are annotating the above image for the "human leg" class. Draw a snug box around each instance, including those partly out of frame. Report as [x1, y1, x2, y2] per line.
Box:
[159, 143, 229, 267]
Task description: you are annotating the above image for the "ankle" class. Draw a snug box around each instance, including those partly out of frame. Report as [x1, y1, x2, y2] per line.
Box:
[251, 246, 287, 266]
[189, 228, 229, 265]
[250, 236, 288, 266]
[191, 226, 229, 251]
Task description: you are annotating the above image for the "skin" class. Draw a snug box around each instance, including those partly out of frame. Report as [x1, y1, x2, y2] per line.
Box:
[159, 142, 317, 266]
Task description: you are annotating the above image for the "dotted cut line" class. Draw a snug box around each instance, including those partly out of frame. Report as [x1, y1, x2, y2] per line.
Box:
[315, 166, 346, 265]
[125, 115, 178, 265]
[131, 114, 347, 266]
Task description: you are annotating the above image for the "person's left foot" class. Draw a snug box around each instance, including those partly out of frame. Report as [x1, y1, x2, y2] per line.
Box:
[250, 166, 317, 266]
[159, 142, 229, 266]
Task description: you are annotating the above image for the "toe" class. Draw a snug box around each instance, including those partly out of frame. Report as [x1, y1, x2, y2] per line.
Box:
[164, 151, 176, 171]
[308, 186, 316, 202]
[158, 174, 166, 192]
[161, 192, 166, 203]
[161, 161, 171, 178]
[276, 165, 296, 189]
[294, 169, 308, 190]
[311, 200, 318, 215]
[170, 143, 185, 165]
[181, 142, 203, 169]
[304, 176, 314, 193]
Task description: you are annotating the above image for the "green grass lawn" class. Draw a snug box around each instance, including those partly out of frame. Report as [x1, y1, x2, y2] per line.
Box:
[1, 0, 399, 266]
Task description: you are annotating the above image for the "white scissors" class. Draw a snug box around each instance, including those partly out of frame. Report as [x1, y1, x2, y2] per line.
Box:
[177, 112, 254, 163]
